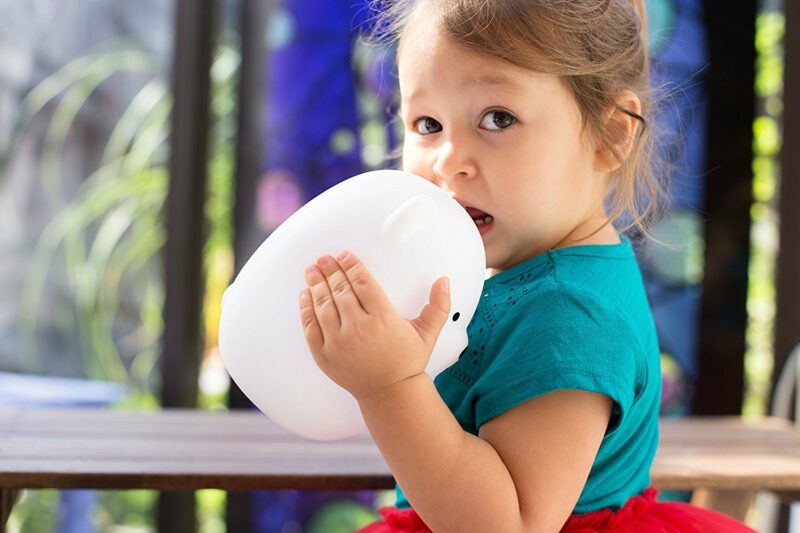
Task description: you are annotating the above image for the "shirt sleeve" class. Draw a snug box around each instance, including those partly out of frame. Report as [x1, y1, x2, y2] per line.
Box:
[473, 279, 644, 432]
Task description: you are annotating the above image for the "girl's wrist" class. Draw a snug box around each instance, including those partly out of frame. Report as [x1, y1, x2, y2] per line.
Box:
[356, 372, 430, 407]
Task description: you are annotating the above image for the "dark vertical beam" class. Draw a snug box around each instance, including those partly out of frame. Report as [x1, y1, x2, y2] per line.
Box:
[2, 490, 19, 529]
[694, 1, 757, 415]
[162, 0, 216, 412]
[226, 0, 269, 531]
[161, 0, 217, 530]
[231, 0, 270, 279]
[772, 0, 800, 402]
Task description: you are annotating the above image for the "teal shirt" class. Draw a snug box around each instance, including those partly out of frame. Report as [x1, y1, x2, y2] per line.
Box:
[395, 237, 661, 514]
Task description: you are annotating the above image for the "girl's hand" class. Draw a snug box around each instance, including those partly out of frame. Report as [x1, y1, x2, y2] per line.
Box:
[299, 251, 451, 401]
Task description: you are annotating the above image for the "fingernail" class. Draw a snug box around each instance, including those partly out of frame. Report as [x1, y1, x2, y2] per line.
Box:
[336, 250, 349, 261]
[299, 289, 310, 302]
[442, 278, 450, 292]
[317, 255, 332, 267]
[306, 265, 319, 277]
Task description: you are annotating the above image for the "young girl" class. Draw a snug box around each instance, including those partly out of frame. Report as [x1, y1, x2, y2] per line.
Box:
[298, 1, 757, 531]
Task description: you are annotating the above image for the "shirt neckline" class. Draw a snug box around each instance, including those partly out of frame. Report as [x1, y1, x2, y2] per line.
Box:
[485, 235, 634, 288]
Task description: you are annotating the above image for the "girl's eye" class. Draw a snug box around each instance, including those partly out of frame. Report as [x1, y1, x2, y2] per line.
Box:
[413, 117, 442, 135]
[480, 110, 516, 131]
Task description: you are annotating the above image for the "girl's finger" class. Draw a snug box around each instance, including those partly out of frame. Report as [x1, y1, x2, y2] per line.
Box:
[305, 264, 340, 331]
[298, 287, 324, 347]
[316, 254, 366, 317]
[335, 251, 392, 315]
[412, 277, 452, 346]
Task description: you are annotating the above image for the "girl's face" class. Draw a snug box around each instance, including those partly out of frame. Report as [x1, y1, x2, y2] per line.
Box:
[397, 19, 614, 271]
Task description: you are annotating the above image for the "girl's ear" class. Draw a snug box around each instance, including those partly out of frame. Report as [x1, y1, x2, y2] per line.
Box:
[592, 90, 643, 174]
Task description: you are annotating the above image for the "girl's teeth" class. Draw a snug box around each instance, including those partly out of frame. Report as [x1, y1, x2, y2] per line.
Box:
[475, 216, 494, 225]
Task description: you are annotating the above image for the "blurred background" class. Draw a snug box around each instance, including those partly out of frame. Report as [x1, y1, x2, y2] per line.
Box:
[0, 0, 796, 531]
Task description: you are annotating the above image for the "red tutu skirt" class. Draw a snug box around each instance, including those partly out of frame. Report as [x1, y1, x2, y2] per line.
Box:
[355, 488, 757, 532]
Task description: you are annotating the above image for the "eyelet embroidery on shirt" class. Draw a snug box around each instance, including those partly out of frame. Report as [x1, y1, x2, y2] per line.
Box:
[448, 313, 490, 385]
[486, 260, 552, 325]
[469, 343, 487, 367]
[448, 365, 476, 386]
[448, 259, 553, 387]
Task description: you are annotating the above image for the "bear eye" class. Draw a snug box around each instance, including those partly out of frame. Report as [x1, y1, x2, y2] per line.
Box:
[452, 312, 461, 322]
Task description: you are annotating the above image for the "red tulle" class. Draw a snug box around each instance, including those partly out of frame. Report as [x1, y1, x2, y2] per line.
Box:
[357, 505, 431, 533]
[355, 488, 757, 532]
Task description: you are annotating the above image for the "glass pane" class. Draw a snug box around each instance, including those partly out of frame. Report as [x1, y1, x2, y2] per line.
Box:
[0, 1, 174, 530]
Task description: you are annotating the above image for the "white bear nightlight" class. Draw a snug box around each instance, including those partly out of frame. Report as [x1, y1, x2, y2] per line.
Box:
[219, 170, 486, 441]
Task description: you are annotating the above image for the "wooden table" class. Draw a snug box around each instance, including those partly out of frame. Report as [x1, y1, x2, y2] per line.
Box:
[1, 408, 799, 526]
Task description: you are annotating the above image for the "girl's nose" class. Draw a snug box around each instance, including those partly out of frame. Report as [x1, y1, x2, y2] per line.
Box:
[432, 140, 477, 187]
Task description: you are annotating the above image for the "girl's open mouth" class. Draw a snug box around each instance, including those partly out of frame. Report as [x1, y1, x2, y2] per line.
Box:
[464, 207, 495, 236]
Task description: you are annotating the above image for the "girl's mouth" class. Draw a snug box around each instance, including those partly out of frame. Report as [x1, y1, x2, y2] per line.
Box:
[464, 207, 495, 236]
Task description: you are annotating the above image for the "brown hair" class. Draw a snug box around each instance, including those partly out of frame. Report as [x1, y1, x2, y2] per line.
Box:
[367, 0, 670, 240]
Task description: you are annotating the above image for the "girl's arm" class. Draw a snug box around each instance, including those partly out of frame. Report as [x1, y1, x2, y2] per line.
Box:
[300, 252, 612, 533]
[359, 375, 611, 533]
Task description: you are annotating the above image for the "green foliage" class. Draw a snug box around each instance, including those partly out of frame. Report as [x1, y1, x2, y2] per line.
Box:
[13, 33, 238, 400]
[743, 10, 784, 417]
[753, 116, 782, 157]
[14, 43, 171, 389]
[755, 12, 785, 98]
[197, 490, 227, 533]
[6, 30, 239, 531]
[305, 501, 380, 533]
[94, 490, 158, 531]
[5, 490, 59, 533]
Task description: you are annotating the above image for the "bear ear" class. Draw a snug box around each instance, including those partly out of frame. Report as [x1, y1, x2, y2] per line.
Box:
[381, 195, 438, 244]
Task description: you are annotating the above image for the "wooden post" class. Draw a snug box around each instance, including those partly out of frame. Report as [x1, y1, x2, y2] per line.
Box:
[772, 0, 800, 403]
[691, 489, 756, 522]
[2, 490, 19, 529]
[227, 0, 270, 531]
[771, 3, 799, 531]
[694, 0, 757, 415]
[161, 0, 217, 530]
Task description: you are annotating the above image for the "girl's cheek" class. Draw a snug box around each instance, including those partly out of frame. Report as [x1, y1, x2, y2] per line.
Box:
[401, 157, 418, 173]
[404, 163, 436, 185]
[401, 148, 429, 178]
